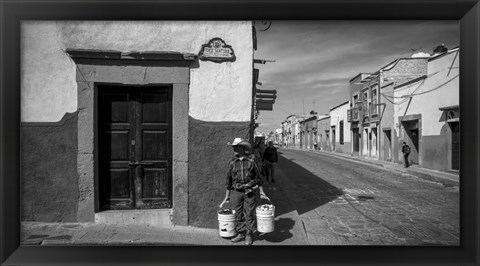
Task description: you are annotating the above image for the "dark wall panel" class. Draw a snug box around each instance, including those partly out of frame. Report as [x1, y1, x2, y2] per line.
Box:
[21, 112, 79, 222]
[188, 117, 250, 228]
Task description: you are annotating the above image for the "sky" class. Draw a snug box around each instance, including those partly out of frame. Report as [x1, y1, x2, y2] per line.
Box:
[253, 21, 459, 134]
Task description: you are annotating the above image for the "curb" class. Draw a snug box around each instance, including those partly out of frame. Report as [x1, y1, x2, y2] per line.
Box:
[280, 148, 459, 187]
[405, 169, 459, 187]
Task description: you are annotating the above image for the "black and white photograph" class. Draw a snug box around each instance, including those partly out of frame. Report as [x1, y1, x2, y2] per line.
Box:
[19, 20, 460, 247]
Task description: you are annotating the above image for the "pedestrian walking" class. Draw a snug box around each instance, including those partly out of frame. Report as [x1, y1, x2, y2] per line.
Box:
[253, 140, 264, 176]
[219, 138, 269, 245]
[263, 141, 278, 183]
[402, 142, 411, 168]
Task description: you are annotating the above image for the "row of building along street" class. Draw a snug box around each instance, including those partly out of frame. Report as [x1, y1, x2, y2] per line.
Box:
[273, 44, 459, 174]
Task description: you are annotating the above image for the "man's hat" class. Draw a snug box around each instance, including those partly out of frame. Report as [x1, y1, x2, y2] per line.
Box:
[227, 138, 251, 149]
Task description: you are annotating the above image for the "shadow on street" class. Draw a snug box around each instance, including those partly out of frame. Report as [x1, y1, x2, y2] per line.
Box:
[273, 150, 344, 216]
[255, 218, 295, 243]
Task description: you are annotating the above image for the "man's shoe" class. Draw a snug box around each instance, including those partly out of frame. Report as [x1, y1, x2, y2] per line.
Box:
[231, 234, 245, 243]
[245, 234, 253, 245]
[271, 179, 275, 183]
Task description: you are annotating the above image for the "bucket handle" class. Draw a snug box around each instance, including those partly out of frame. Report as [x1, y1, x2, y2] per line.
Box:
[259, 197, 272, 205]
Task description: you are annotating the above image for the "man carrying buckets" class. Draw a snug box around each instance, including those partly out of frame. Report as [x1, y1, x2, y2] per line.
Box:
[219, 137, 269, 245]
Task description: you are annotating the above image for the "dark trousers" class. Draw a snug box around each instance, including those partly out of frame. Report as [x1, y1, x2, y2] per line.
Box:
[231, 189, 258, 235]
[403, 153, 410, 167]
[264, 161, 276, 181]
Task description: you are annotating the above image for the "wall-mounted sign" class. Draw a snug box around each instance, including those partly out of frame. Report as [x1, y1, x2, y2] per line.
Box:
[199, 38, 236, 63]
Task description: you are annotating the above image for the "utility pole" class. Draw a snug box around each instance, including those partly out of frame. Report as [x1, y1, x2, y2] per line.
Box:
[313, 100, 315, 111]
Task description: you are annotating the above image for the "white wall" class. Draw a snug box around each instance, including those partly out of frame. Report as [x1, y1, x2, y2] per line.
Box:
[393, 50, 459, 137]
[21, 21, 253, 122]
[329, 102, 351, 143]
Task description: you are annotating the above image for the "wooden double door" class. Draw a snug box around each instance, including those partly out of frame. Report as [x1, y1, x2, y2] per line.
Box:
[98, 85, 172, 210]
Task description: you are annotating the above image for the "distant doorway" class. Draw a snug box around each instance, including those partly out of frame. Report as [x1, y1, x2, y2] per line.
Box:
[352, 128, 360, 153]
[383, 129, 392, 161]
[402, 120, 420, 165]
[450, 122, 460, 170]
[331, 127, 336, 151]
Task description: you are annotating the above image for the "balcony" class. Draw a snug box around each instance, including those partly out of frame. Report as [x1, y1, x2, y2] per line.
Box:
[347, 107, 359, 122]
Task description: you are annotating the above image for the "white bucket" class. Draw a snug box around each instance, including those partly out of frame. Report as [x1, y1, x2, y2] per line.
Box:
[217, 210, 236, 237]
[256, 206, 275, 233]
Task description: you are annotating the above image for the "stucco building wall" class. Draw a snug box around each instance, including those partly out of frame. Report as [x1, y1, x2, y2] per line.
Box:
[393, 50, 459, 171]
[379, 83, 396, 162]
[21, 21, 252, 123]
[330, 102, 351, 154]
[317, 117, 331, 151]
[20, 21, 253, 227]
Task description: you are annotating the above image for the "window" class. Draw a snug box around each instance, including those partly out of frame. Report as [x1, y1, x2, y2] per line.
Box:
[363, 90, 369, 115]
[371, 85, 378, 115]
[340, 120, 344, 144]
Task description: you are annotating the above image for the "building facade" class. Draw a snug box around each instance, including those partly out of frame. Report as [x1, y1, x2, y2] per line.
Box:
[348, 57, 428, 161]
[393, 47, 459, 171]
[21, 21, 254, 228]
[317, 115, 331, 151]
[300, 115, 317, 150]
[330, 101, 351, 154]
[284, 115, 299, 148]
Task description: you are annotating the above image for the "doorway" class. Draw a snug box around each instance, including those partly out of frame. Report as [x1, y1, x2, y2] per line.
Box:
[450, 122, 459, 170]
[331, 126, 336, 151]
[402, 120, 420, 164]
[97, 85, 172, 210]
[352, 128, 360, 154]
[383, 129, 392, 161]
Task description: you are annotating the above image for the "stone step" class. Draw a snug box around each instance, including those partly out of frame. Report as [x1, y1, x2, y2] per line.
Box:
[95, 209, 173, 227]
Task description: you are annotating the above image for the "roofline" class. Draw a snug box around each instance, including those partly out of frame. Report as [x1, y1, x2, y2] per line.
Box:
[376, 57, 428, 75]
[428, 47, 459, 62]
[349, 73, 372, 82]
[329, 101, 350, 111]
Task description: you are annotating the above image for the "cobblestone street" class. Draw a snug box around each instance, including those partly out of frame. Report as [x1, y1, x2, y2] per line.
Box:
[273, 148, 460, 245]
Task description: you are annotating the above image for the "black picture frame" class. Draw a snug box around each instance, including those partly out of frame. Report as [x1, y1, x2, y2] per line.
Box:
[1, 0, 478, 265]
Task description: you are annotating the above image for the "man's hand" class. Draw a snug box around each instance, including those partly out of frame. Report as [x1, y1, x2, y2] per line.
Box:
[219, 198, 229, 208]
[260, 191, 270, 201]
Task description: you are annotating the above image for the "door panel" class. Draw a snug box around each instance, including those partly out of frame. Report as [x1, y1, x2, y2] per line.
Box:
[143, 131, 168, 160]
[135, 90, 172, 209]
[99, 85, 172, 210]
[107, 169, 131, 198]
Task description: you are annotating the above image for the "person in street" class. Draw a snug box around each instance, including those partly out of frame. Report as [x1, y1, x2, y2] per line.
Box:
[263, 141, 278, 183]
[253, 139, 264, 177]
[402, 141, 411, 168]
[219, 137, 269, 246]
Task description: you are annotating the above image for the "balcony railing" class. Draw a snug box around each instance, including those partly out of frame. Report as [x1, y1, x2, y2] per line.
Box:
[347, 107, 359, 122]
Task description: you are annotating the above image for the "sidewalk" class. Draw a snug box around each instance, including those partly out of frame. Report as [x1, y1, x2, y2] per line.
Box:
[283, 147, 459, 187]
[21, 182, 308, 246]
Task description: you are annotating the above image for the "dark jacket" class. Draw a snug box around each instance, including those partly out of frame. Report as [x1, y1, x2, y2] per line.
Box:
[226, 155, 263, 191]
[402, 144, 411, 154]
[263, 146, 278, 163]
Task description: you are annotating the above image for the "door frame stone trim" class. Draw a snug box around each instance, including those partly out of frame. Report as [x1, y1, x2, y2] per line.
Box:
[67, 49, 195, 225]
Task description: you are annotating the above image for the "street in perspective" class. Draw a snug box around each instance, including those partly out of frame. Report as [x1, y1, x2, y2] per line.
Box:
[22, 146, 459, 245]
[20, 20, 460, 246]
